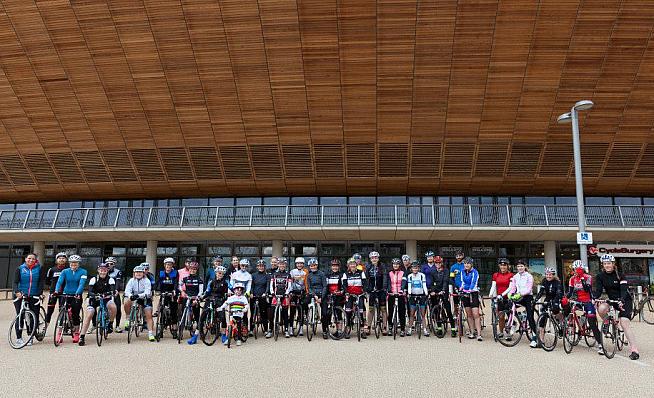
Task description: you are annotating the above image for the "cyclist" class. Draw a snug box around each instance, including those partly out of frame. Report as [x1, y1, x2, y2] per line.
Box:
[306, 258, 326, 338]
[406, 261, 429, 337]
[251, 259, 271, 338]
[289, 257, 309, 336]
[204, 265, 230, 344]
[561, 260, 603, 354]
[421, 250, 438, 294]
[507, 260, 538, 347]
[226, 256, 240, 278]
[106, 257, 124, 332]
[269, 258, 292, 338]
[143, 262, 155, 292]
[401, 254, 411, 272]
[429, 256, 456, 337]
[450, 250, 466, 310]
[230, 259, 252, 296]
[365, 251, 387, 336]
[12, 253, 44, 346]
[459, 256, 482, 341]
[489, 258, 513, 339]
[177, 257, 194, 285]
[180, 262, 204, 345]
[155, 258, 179, 331]
[44, 252, 68, 332]
[269, 256, 279, 274]
[218, 282, 250, 346]
[353, 253, 366, 272]
[387, 258, 407, 336]
[79, 263, 116, 346]
[55, 254, 88, 343]
[323, 259, 345, 338]
[594, 254, 640, 360]
[123, 265, 155, 342]
[535, 266, 563, 347]
[342, 257, 367, 339]
[205, 256, 224, 282]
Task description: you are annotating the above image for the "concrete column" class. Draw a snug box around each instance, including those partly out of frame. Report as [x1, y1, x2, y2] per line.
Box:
[146, 240, 158, 274]
[405, 240, 417, 261]
[544, 240, 557, 268]
[33, 241, 45, 264]
[272, 240, 284, 258]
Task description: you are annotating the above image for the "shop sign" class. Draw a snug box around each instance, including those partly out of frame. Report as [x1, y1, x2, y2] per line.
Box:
[470, 246, 496, 257]
[588, 244, 654, 258]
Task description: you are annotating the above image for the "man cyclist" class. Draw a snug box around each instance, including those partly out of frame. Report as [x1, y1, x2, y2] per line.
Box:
[342, 258, 367, 339]
[143, 263, 155, 292]
[323, 259, 345, 339]
[407, 261, 429, 337]
[289, 257, 309, 336]
[251, 259, 271, 338]
[218, 282, 250, 346]
[205, 256, 224, 282]
[106, 257, 124, 332]
[177, 257, 193, 286]
[429, 256, 456, 337]
[449, 250, 466, 315]
[156, 257, 179, 335]
[123, 265, 155, 342]
[306, 258, 326, 338]
[79, 263, 116, 346]
[180, 262, 204, 345]
[401, 254, 411, 272]
[562, 260, 603, 354]
[44, 252, 68, 332]
[387, 258, 407, 336]
[269, 258, 292, 338]
[230, 259, 252, 296]
[55, 254, 88, 343]
[365, 251, 387, 336]
[204, 265, 230, 344]
[12, 253, 44, 346]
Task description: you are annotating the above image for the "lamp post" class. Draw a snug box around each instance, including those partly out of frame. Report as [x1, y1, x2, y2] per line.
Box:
[557, 100, 594, 267]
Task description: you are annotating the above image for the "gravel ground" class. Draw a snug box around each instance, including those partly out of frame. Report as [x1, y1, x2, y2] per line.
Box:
[1, 300, 652, 397]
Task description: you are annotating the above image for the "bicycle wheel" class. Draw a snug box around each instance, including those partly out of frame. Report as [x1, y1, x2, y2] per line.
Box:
[641, 297, 654, 325]
[582, 317, 596, 347]
[563, 314, 577, 354]
[292, 304, 303, 337]
[536, 312, 557, 352]
[306, 306, 314, 341]
[135, 308, 143, 337]
[251, 303, 259, 340]
[457, 305, 465, 343]
[36, 306, 47, 341]
[491, 306, 499, 342]
[155, 309, 164, 342]
[430, 305, 445, 338]
[200, 310, 218, 346]
[498, 312, 521, 348]
[177, 307, 187, 344]
[96, 310, 104, 347]
[602, 318, 618, 359]
[9, 310, 36, 349]
[127, 310, 134, 344]
[354, 309, 361, 342]
[373, 305, 381, 339]
[328, 307, 346, 340]
[227, 324, 233, 348]
[392, 308, 398, 340]
[53, 310, 67, 347]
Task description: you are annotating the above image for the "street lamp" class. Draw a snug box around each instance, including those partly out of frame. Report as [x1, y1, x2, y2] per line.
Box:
[557, 100, 594, 267]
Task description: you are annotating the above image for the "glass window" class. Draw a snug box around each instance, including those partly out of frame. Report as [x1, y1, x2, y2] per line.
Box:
[377, 197, 406, 205]
[119, 200, 130, 207]
[320, 243, 347, 256]
[235, 245, 259, 256]
[106, 246, 126, 257]
[168, 199, 181, 207]
[0, 245, 10, 257]
[320, 197, 346, 205]
[421, 197, 434, 205]
[497, 197, 509, 205]
[349, 242, 375, 258]
[128, 246, 146, 256]
[481, 197, 494, 205]
[79, 246, 102, 257]
[467, 197, 480, 205]
[644, 198, 654, 206]
[525, 197, 554, 205]
[529, 243, 545, 258]
[82, 201, 94, 208]
[349, 197, 375, 205]
[510, 197, 524, 205]
[469, 245, 496, 257]
[181, 245, 199, 256]
[263, 197, 289, 205]
[585, 197, 612, 205]
[408, 196, 421, 205]
[262, 245, 273, 256]
[291, 197, 318, 205]
[183, 198, 208, 206]
[210, 198, 235, 206]
[16, 203, 37, 210]
[143, 200, 154, 207]
[157, 245, 178, 256]
[37, 202, 59, 209]
[107, 201, 119, 207]
[208, 245, 232, 256]
[236, 197, 261, 206]
[555, 197, 576, 205]
[451, 197, 464, 205]
[614, 197, 642, 206]
[0, 203, 15, 210]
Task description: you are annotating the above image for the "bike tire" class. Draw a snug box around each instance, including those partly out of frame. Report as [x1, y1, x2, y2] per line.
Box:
[354, 310, 361, 342]
[602, 317, 617, 359]
[497, 312, 521, 348]
[96, 310, 104, 347]
[177, 307, 187, 344]
[641, 297, 654, 325]
[536, 312, 557, 352]
[563, 314, 576, 354]
[582, 316, 596, 347]
[227, 324, 233, 348]
[373, 305, 381, 339]
[292, 304, 303, 337]
[36, 305, 47, 341]
[199, 310, 213, 346]
[53, 310, 66, 347]
[155, 309, 164, 342]
[251, 303, 259, 340]
[457, 305, 464, 343]
[491, 304, 499, 342]
[392, 308, 398, 340]
[306, 306, 314, 341]
[9, 310, 36, 349]
[328, 307, 346, 341]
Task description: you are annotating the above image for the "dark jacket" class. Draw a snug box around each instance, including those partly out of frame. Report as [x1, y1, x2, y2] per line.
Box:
[307, 270, 326, 297]
[536, 278, 563, 301]
[429, 267, 450, 294]
[251, 270, 271, 297]
[365, 263, 388, 292]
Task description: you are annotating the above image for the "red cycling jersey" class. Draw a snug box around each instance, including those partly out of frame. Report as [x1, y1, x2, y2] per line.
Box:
[492, 271, 513, 296]
[568, 274, 593, 302]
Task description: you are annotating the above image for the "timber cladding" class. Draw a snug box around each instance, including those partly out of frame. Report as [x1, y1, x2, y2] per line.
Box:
[0, 0, 652, 202]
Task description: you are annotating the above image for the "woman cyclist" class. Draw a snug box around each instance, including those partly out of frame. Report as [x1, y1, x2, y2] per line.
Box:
[489, 258, 513, 339]
[387, 258, 407, 336]
[562, 260, 603, 354]
[507, 260, 538, 347]
[460, 257, 482, 341]
[535, 266, 563, 347]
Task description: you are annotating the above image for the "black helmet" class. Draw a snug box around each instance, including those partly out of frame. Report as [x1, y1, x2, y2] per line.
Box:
[330, 258, 341, 266]
[410, 260, 420, 268]
[497, 258, 510, 265]
[515, 259, 527, 266]
[392, 258, 401, 265]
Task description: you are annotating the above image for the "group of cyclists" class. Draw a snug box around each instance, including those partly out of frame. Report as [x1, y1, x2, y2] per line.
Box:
[10, 248, 642, 360]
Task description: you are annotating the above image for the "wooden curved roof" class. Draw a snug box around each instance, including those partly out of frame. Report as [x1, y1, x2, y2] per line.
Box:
[0, 0, 653, 202]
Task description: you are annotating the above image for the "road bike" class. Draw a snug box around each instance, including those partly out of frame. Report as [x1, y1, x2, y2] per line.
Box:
[155, 292, 177, 341]
[177, 296, 199, 344]
[452, 293, 471, 343]
[305, 295, 320, 341]
[535, 302, 562, 352]
[8, 295, 44, 349]
[199, 296, 221, 346]
[627, 286, 654, 324]
[388, 293, 405, 340]
[497, 297, 534, 347]
[370, 290, 384, 339]
[408, 294, 427, 339]
[596, 299, 626, 359]
[289, 292, 305, 337]
[345, 293, 367, 341]
[563, 300, 597, 354]
[127, 295, 146, 344]
[92, 293, 114, 347]
[429, 293, 449, 338]
[325, 293, 347, 340]
[249, 294, 268, 340]
[271, 294, 287, 341]
[53, 294, 77, 347]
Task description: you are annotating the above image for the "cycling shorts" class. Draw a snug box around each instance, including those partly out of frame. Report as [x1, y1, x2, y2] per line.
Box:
[87, 297, 114, 311]
[409, 295, 427, 309]
[611, 300, 633, 320]
[461, 292, 480, 308]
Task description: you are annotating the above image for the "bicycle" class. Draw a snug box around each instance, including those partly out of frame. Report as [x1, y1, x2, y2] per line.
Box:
[127, 295, 146, 344]
[155, 292, 177, 341]
[497, 297, 534, 348]
[289, 291, 305, 337]
[490, 297, 500, 342]
[345, 293, 367, 341]
[305, 295, 320, 341]
[199, 296, 221, 346]
[325, 293, 347, 340]
[429, 293, 449, 339]
[452, 293, 471, 343]
[627, 286, 654, 324]
[8, 295, 43, 349]
[177, 296, 199, 344]
[535, 302, 562, 352]
[370, 290, 384, 339]
[226, 307, 248, 348]
[249, 294, 267, 340]
[271, 294, 287, 341]
[53, 294, 77, 347]
[562, 300, 597, 354]
[408, 294, 427, 339]
[388, 293, 405, 340]
[595, 299, 625, 359]
[92, 292, 114, 347]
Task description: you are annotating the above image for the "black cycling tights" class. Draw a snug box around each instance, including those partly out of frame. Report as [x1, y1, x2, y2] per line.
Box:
[114, 293, 122, 326]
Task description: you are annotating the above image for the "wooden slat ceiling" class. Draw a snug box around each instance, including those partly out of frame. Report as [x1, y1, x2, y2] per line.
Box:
[1, 0, 654, 202]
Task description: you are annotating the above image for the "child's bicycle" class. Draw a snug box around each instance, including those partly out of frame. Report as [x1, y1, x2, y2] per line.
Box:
[226, 308, 249, 348]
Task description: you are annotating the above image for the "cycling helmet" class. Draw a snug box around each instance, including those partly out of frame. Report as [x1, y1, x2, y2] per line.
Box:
[239, 258, 250, 267]
[68, 254, 82, 263]
[233, 282, 246, 291]
[425, 250, 435, 257]
[544, 267, 556, 275]
[278, 257, 288, 265]
[189, 261, 199, 269]
[401, 254, 411, 262]
[133, 265, 145, 273]
[463, 257, 474, 265]
[347, 257, 356, 264]
[104, 256, 117, 264]
[212, 256, 223, 263]
[392, 258, 401, 265]
[98, 262, 109, 269]
[185, 257, 196, 263]
[600, 254, 615, 263]
[163, 257, 175, 264]
[572, 260, 585, 270]
[330, 258, 341, 266]
[515, 259, 527, 266]
[369, 251, 380, 258]
[56, 252, 68, 259]
[308, 258, 319, 266]
[455, 251, 464, 257]
[140, 262, 150, 269]
[410, 261, 420, 268]
[295, 257, 305, 264]
[216, 266, 227, 274]
[353, 253, 362, 260]
[256, 259, 266, 266]
[434, 256, 443, 263]
[498, 258, 510, 265]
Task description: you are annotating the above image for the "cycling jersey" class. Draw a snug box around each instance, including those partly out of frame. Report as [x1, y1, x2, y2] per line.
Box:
[429, 267, 450, 294]
[492, 271, 513, 297]
[230, 270, 252, 294]
[177, 267, 190, 285]
[387, 270, 406, 294]
[124, 277, 152, 299]
[460, 268, 479, 292]
[270, 270, 292, 296]
[290, 268, 308, 293]
[536, 279, 563, 302]
[108, 267, 123, 291]
[45, 265, 67, 293]
[88, 276, 116, 296]
[13, 262, 44, 297]
[307, 269, 326, 297]
[219, 294, 250, 315]
[450, 262, 465, 289]
[406, 272, 428, 295]
[593, 271, 630, 302]
[205, 277, 230, 305]
[251, 270, 270, 297]
[181, 275, 204, 297]
[365, 264, 387, 292]
[342, 271, 366, 295]
[55, 267, 88, 295]
[421, 263, 438, 287]
[508, 271, 533, 296]
[325, 271, 343, 295]
[157, 269, 179, 293]
[567, 274, 593, 302]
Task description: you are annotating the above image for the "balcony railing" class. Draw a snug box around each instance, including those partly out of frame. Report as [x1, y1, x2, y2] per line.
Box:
[1, 205, 653, 230]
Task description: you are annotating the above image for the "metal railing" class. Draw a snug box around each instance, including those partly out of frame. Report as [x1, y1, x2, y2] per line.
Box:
[1, 205, 653, 230]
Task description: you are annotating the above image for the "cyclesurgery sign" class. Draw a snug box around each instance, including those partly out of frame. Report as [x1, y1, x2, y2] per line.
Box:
[588, 244, 654, 258]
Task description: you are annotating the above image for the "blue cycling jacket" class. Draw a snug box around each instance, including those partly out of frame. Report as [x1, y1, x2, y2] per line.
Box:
[460, 268, 479, 292]
[13, 263, 44, 296]
[449, 262, 465, 289]
[55, 267, 88, 295]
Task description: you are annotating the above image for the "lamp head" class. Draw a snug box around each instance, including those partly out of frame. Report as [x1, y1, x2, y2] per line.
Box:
[573, 100, 594, 111]
[557, 112, 572, 124]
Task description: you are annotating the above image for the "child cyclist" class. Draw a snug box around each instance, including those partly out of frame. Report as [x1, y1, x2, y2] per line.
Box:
[218, 282, 250, 346]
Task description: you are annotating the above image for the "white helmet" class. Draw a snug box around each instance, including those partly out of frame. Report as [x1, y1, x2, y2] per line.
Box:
[239, 258, 250, 267]
[307, 258, 319, 266]
[104, 256, 117, 264]
[233, 282, 246, 291]
[56, 252, 68, 259]
[572, 260, 586, 270]
[216, 266, 227, 273]
[163, 257, 175, 264]
[369, 251, 380, 258]
[133, 265, 145, 273]
[68, 254, 82, 263]
[600, 254, 615, 263]
[295, 257, 305, 264]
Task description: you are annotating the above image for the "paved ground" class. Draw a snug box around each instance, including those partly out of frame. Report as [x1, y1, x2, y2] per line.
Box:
[1, 300, 652, 397]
